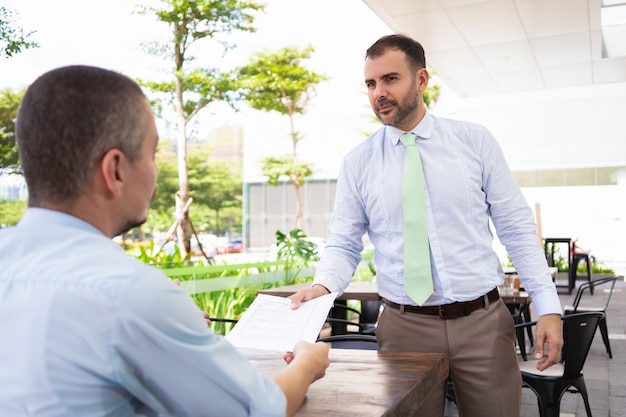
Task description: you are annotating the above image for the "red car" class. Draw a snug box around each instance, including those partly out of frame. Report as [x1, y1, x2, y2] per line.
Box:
[226, 238, 243, 253]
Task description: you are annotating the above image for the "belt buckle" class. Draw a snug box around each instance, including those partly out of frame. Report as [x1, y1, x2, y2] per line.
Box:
[439, 303, 465, 319]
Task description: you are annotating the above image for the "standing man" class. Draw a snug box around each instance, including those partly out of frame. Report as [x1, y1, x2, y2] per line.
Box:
[289, 34, 562, 416]
[0, 65, 329, 417]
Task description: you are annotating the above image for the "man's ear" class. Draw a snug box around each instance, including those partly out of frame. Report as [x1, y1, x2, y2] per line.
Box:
[100, 149, 125, 199]
[417, 68, 429, 93]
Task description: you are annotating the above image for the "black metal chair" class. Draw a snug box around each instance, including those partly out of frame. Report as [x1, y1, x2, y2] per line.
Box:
[325, 303, 366, 335]
[544, 238, 593, 294]
[571, 250, 593, 294]
[326, 301, 381, 336]
[563, 275, 618, 358]
[208, 317, 238, 335]
[515, 312, 604, 417]
[316, 334, 379, 350]
[359, 299, 382, 335]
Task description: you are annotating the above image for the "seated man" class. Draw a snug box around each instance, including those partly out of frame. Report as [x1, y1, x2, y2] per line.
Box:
[0, 65, 329, 417]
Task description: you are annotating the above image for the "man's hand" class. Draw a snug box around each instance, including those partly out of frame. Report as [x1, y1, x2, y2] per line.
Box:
[283, 340, 330, 371]
[274, 340, 330, 417]
[533, 313, 563, 371]
[291, 341, 331, 381]
[288, 284, 331, 310]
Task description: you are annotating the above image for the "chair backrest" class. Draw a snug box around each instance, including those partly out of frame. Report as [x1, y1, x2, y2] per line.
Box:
[561, 312, 604, 378]
[209, 317, 238, 336]
[317, 334, 380, 350]
[328, 302, 380, 335]
[571, 276, 618, 312]
[359, 300, 382, 325]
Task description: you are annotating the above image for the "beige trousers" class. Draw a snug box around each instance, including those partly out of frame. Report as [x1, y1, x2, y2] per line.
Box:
[377, 298, 522, 417]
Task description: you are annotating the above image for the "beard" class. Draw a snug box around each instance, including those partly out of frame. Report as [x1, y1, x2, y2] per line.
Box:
[115, 216, 147, 238]
[114, 188, 156, 237]
[373, 77, 420, 127]
[374, 93, 420, 127]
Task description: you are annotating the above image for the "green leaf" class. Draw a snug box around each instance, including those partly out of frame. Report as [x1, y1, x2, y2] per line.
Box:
[275, 228, 319, 265]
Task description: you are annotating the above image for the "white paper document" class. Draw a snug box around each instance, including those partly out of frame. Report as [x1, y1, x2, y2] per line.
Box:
[225, 292, 337, 352]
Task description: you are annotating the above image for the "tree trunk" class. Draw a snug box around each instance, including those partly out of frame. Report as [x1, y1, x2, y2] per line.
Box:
[294, 182, 303, 230]
[289, 112, 303, 229]
[289, 113, 297, 158]
[175, 76, 192, 256]
[215, 208, 221, 235]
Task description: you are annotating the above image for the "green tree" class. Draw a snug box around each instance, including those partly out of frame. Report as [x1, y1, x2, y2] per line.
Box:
[238, 45, 327, 230]
[0, 198, 26, 227]
[149, 141, 242, 238]
[147, 141, 180, 233]
[0, 88, 24, 172]
[188, 157, 242, 235]
[137, 0, 263, 255]
[0, 6, 38, 58]
[261, 155, 311, 228]
[423, 72, 441, 108]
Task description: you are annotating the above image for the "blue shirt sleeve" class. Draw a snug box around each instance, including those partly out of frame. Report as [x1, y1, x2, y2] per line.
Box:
[111, 264, 287, 417]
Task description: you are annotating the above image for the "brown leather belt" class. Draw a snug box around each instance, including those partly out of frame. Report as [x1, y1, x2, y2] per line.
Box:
[383, 288, 500, 319]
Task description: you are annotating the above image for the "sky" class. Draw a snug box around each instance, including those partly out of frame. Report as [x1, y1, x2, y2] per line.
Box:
[1, 0, 398, 179]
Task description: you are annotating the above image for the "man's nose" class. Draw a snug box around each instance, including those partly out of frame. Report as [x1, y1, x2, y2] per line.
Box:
[373, 84, 386, 99]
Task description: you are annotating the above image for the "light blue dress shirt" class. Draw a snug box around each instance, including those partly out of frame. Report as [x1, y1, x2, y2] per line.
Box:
[0, 208, 286, 417]
[315, 112, 561, 316]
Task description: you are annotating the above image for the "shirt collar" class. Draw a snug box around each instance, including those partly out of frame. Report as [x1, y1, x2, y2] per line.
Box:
[387, 110, 434, 145]
[18, 207, 104, 236]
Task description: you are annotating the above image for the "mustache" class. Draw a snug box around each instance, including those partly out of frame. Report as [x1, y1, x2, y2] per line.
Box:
[375, 98, 396, 111]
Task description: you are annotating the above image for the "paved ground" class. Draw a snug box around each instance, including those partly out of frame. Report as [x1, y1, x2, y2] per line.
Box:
[445, 274, 626, 417]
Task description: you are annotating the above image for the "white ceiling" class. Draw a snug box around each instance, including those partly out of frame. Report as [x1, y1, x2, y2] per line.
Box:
[362, 0, 626, 97]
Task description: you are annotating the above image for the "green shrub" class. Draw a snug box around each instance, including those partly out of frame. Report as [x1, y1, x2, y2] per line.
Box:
[133, 231, 377, 335]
